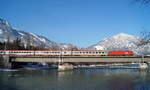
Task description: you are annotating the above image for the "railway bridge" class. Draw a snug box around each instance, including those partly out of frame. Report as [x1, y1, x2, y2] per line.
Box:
[10, 56, 150, 63]
[1, 55, 150, 68]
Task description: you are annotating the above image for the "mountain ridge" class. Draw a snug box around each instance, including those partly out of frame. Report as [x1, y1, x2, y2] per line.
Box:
[0, 18, 78, 50]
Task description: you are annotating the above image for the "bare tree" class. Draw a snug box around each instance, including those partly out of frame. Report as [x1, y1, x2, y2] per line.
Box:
[51, 44, 60, 50]
[26, 34, 31, 49]
[134, 0, 150, 4]
[136, 30, 150, 55]
[137, 30, 150, 46]
[26, 34, 35, 49]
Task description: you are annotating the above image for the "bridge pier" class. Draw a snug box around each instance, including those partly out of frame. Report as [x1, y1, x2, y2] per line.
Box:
[58, 63, 74, 71]
[0, 55, 12, 69]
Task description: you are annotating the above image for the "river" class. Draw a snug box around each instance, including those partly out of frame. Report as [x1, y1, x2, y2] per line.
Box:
[0, 68, 150, 90]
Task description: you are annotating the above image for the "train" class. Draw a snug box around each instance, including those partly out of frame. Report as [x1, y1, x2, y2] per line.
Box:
[0, 50, 134, 56]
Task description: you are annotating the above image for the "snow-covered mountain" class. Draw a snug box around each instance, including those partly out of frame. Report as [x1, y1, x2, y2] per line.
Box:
[87, 33, 150, 55]
[1, 18, 150, 55]
[0, 18, 77, 50]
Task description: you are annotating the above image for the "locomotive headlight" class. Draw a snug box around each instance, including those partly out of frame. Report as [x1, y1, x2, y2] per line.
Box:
[125, 52, 128, 54]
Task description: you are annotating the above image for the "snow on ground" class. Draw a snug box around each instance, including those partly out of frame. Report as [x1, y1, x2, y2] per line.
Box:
[18, 32, 25, 36]
[94, 45, 105, 50]
[0, 29, 3, 34]
[30, 33, 46, 43]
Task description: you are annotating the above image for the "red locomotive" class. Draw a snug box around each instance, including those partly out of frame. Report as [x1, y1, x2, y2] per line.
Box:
[108, 51, 134, 56]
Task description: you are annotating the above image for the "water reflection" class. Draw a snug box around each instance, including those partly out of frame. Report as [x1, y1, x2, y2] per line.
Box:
[54, 69, 150, 90]
[0, 69, 150, 90]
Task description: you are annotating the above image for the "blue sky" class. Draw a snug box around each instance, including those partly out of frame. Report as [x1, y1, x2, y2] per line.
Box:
[0, 0, 150, 47]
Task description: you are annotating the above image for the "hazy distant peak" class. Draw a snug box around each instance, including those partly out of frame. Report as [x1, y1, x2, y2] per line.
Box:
[116, 33, 130, 36]
[111, 33, 136, 39]
[87, 33, 150, 55]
